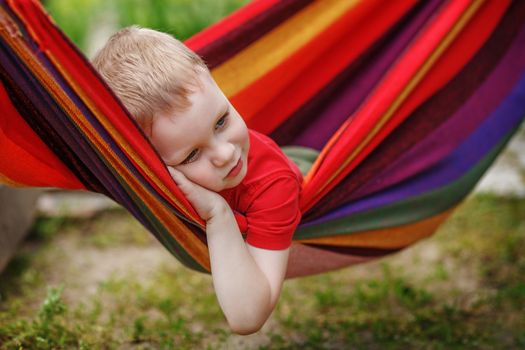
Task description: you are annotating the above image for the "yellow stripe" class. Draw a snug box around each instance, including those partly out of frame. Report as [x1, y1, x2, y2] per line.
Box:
[297, 208, 455, 249]
[211, 0, 358, 96]
[315, 0, 485, 198]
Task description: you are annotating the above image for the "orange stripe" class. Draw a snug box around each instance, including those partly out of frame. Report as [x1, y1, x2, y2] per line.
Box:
[0, 173, 23, 187]
[213, 0, 357, 97]
[297, 208, 455, 249]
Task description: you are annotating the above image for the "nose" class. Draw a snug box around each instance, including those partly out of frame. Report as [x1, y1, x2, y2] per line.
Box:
[210, 140, 235, 167]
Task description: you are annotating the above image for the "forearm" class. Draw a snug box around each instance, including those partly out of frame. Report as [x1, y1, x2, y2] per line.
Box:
[206, 203, 273, 334]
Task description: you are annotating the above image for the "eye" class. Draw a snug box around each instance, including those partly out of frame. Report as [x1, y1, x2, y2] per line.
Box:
[181, 149, 200, 165]
[215, 112, 229, 130]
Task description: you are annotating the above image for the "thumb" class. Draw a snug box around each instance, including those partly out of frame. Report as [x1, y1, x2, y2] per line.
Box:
[168, 166, 182, 180]
[167, 166, 188, 187]
[167, 166, 199, 198]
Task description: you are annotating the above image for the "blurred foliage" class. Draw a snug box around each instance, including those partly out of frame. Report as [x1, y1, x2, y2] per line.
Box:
[44, 0, 107, 52]
[113, 0, 248, 39]
[44, 0, 248, 52]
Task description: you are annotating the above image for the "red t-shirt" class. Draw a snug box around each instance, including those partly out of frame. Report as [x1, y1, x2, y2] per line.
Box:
[219, 130, 303, 250]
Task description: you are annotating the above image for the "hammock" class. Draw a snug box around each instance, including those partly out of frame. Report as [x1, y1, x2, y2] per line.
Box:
[1, 0, 524, 277]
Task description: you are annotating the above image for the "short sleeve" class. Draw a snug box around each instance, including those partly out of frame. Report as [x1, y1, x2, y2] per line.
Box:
[244, 173, 302, 250]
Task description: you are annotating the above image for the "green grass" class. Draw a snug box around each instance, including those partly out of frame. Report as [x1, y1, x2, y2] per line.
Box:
[0, 193, 524, 349]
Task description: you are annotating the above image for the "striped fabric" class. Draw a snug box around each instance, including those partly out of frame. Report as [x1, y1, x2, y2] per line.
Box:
[1, 0, 524, 276]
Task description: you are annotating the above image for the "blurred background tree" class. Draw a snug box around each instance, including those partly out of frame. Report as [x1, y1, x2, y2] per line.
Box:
[44, 0, 248, 56]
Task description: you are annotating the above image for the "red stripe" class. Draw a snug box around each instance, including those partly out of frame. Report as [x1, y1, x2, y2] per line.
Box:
[232, 0, 417, 135]
[301, 0, 510, 211]
[0, 82, 84, 188]
[185, 0, 280, 51]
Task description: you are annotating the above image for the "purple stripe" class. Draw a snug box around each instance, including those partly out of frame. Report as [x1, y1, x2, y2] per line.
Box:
[2, 1, 140, 208]
[0, 44, 103, 190]
[303, 0, 525, 221]
[300, 70, 525, 228]
[2, 38, 201, 254]
[275, 0, 444, 149]
[44, 53, 198, 233]
[21, 22, 192, 225]
[306, 243, 401, 258]
[0, 30, 151, 223]
[351, 19, 525, 200]
[2, 8, 208, 253]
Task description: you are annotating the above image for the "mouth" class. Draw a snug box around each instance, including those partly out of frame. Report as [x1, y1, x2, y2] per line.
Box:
[226, 157, 243, 179]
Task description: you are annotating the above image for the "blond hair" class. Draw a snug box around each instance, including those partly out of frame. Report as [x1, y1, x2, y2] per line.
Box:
[92, 26, 207, 132]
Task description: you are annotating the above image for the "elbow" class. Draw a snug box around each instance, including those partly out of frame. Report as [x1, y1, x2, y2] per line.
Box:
[225, 301, 271, 335]
[228, 317, 266, 335]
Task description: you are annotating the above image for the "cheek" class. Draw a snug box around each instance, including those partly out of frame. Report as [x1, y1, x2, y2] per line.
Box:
[232, 118, 249, 144]
[178, 163, 220, 187]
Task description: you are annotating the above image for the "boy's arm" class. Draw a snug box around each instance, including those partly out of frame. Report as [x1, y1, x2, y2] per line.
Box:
[207, 205, 289, 334]
[169, 168, 289, 335]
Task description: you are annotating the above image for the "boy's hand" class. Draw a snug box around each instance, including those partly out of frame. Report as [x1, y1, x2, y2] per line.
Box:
[168, 166, 228, 221]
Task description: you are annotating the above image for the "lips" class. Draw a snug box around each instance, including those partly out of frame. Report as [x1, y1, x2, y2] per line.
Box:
[226, 157, 243, 178]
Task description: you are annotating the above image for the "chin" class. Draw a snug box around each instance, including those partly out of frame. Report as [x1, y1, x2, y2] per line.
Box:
[225, 169, 247, 190]
[224, 177, 242, 190]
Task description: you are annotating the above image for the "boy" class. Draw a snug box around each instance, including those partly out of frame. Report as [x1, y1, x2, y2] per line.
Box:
[92, 27, 302, 335]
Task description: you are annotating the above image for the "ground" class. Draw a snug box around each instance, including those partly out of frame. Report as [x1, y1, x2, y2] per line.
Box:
[0, 193, 524, 349]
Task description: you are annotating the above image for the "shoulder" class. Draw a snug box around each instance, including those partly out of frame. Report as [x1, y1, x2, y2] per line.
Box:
[245, 129, 303, 187]
[247, 173, 301, 213]
[243, 171, 301, 249]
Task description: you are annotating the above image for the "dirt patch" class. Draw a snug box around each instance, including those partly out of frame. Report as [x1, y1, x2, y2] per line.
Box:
[44, 232, 177, 302]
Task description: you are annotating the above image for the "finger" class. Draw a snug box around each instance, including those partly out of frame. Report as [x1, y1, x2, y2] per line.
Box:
[167, 167, 198, 199]
[167, 166, 186, 185]
[167, 166, 180, 177]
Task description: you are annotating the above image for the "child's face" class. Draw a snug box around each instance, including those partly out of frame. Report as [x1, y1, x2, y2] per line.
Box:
[150, 69, 250, 192]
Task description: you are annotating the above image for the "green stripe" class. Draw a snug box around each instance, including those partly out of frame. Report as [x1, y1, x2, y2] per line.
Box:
[282, 146, 320, 176]
[121, 179, 208, 273]
[85, 137, 208, 273]
[294, 127, 519, 240]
